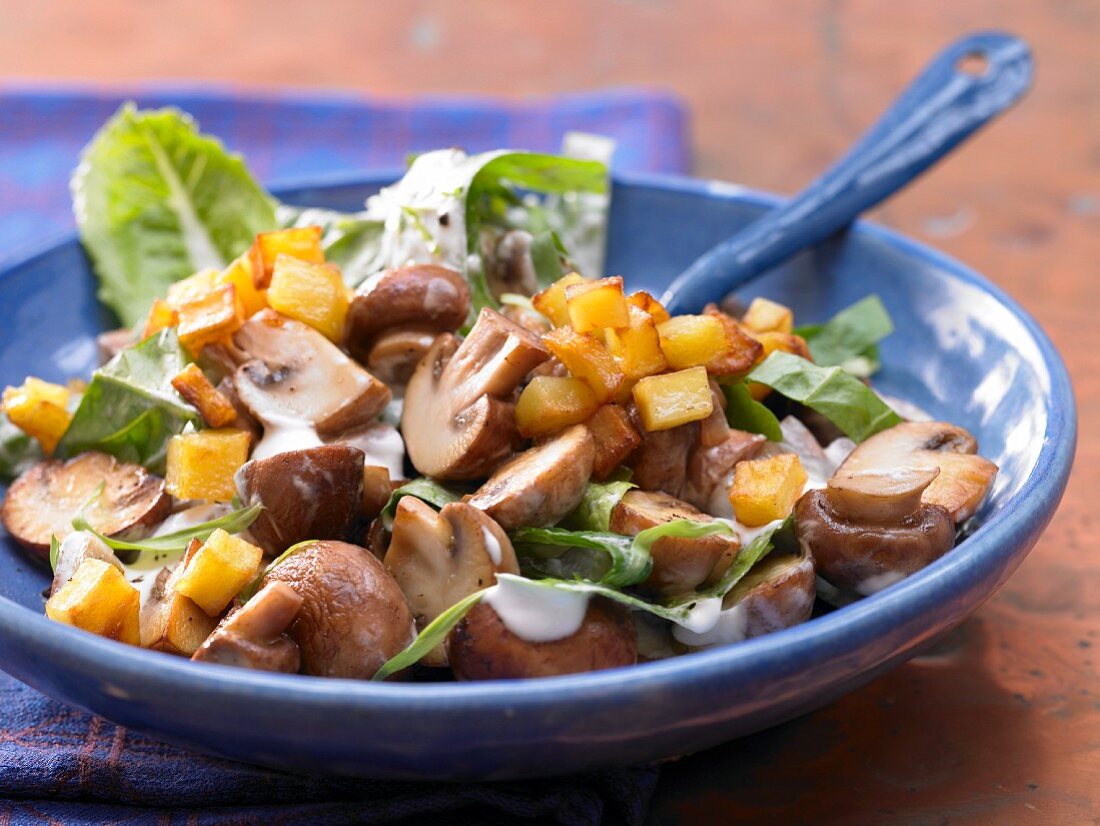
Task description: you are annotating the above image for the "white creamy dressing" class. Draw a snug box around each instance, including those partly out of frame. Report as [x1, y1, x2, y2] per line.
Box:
[250, 413, 406, 478]
[339, 424, 406, 479]
[482, 527, 503, 566]
[482, 576, 590, 643]
[251, 413, 325, 461]
[855, 570, 906, 596]
[673, 602, 749, 647]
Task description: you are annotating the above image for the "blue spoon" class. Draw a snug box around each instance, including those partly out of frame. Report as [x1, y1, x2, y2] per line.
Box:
[660, 31, 1033, 315]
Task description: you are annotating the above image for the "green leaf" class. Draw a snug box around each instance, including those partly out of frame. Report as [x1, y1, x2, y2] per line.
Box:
[73, 501, 262, 554]
[795, 295, 893, 377]
[721, 380, 783, 441]
[379, 478, 462, 531]
[527, 230, 566, 288]
[676, 518, 788, 607]
[0, 412, 43, 483]
[561, 477, 636, 532]
[276, 205, 386, 288]
[747, 351, 902, 442]
[372, 588, 488, 681]
[48, 535, 60, 573]
[72, 104, 278, 326]
[55, 328, 198, 472]
[238, 538, 313, 602]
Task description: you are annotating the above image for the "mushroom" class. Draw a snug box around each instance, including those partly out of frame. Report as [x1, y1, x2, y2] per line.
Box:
[1, 452, 170, 560]
[384, 499, 518, 665]
[345, 264, 470, 360]
[609, 490, 741, 596]
[625, 413, 697, 497]
[699, 380, 731, 447]
[681, 428, 766, 513]
[140, 563, 219, 656]
[235, 444, 365, 555]
[482, 229, 548, 299]
[365, 327, 438, 386]
[501, 302, 552, 336]
[402, 308, 549, 480]
[50, 530, 123, 597]
[264, 540, 414, 678]
[448, 597, 636, 680]
[192, 581, 303, 673]
[467, 424, 594, 531]
[232, 310, 391, 438]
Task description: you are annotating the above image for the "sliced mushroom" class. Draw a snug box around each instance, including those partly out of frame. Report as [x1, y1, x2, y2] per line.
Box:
[346, 264, 470, 359]
[1, 453, 170, 560]
[232, 310, 391, 438]
[192, 581, 303, 673]
[501, 302, 552, 336]
[235, 444, 365, 555]
[214, 376, 262, 445]
[449, 597, 636, 680]
[467, 424, 594, 531]
[50, 530, 122, 597]
[756, 416, 836, 487]
[699, 380, 731, 447]
[625, 407, 697, 497]
[365, 327, 438, 385]
[402, 308, 549, 480]
[609, 490, 741, 596]
[587, 404, 642, 481]
[265, 540, 414, 678]
[681, 429, 766, 513]
[834, 421, 997, 522]
[141, 563, 219, 656]
[384, 500, 518, 665]
[482, 228, 555, 299]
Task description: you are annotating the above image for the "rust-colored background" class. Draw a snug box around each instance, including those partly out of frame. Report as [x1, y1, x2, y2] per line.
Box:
[3, 1, 1097, 823]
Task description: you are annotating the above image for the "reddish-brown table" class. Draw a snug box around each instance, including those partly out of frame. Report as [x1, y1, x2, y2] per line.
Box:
[3, 2, 1096, 822]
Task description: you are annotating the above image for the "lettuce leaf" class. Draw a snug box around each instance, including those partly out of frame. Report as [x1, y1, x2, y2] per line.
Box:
[795, 295, 893, 378]
[55, 328, 198, 472]
[747, 351, 901, 442]
[721, 380, 783, 441]
[372, 589, 487, 681]
[0, 412, 43, 483]
[72, 104, 277, 326]
[276, 205, 386, 288]
[73, 501, 262, 555]
[561, 477, 636, 532]
[378, 478, 462, 530]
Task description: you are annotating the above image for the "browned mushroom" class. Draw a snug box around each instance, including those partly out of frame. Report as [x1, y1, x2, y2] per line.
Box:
[402, 308, 549, 480]
[235, 444, 365, 555]
[364, 327, 438, 385]
[609, 490, 741, 596]
[1, 453, 170, 559]
[625, 408, 697, 497]
[192, 581, 303, 673]
[50, 530, 123, 597]
[586, 405, 641, 481]
[483, 229, 555, 299]
[141, 563, 219, 656]
[681, 429, 766, 513]
[384, 500, 518, 665]
[467, 424, 594, 531]
[265, 540, 414, 678]
[232, 310, 391, 438]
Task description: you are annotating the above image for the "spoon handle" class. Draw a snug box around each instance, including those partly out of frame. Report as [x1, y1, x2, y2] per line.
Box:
[661, 31, 1033, 314]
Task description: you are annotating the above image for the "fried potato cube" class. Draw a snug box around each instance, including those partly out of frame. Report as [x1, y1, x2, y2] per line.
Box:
[141, 565, 218, 655]
[631, 366, 713, 432]
[266, 255, 348, 342]
[730, 453, 808, 526]
[1, 377, 72, 455]
[176, 284, 244, 352]
[166, 428, 252, 502]
[249, 226, 325, 289]
[742, 297, 794, 335]
[141, 298, 180, 340]
[586, 404, 642, 480]
[703, 306, 764, 377]
[219, 253, 269, 317]
[515, 376, 600, 438]
[626, 291, 670, 324]
[46, 558, 140, 645]
[542, 326, 625, 403]
[657, 314, 731, 370]
[565, 276, 630, 332]
[170, 363, 237, 428]
[748, 331, 813, 400]
[173, 529, 263, 616]
[605, 304, 668, 380]
[532, 273, 588, 328]
[166, 268, 221, 308]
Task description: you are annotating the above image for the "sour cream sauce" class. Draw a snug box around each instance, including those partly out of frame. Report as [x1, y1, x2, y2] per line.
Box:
[482, 576, 590, 643]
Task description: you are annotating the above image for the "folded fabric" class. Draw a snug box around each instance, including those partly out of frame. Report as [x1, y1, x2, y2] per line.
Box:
[0, 85, 689, 825]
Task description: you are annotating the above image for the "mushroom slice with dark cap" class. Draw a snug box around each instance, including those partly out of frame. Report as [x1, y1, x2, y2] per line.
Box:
[467, 424, 594, 531]
[365, 327, 439, 386]
[402, 308, 549, 480]
[192, 581, 303, 673]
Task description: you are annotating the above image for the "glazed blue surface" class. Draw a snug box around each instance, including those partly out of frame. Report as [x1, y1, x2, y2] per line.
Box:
[0, 173, 1075, 780]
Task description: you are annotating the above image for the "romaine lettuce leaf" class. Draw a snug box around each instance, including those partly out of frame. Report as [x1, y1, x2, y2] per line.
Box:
[72, 104, 277, 326]
[721, 380, 783, 441]
[795, 295, 893, 377]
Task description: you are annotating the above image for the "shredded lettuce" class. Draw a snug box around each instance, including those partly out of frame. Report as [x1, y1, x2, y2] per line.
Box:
[378, 478, 463, 531]
[795, 295, 893, 378]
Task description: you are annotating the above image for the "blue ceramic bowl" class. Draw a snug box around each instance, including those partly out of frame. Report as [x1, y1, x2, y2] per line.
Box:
[0, 172, 1075, 780]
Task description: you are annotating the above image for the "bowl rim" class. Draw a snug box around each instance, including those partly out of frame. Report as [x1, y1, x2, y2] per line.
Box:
[0, 169, 1077, 715]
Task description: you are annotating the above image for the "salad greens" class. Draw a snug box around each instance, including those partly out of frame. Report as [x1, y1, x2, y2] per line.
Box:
[796, 294, 892, 378]
[560, 477, 636, 532]
[0, 413, 43, 482]
[721, 380, 784, 441]
[276, 206, 386, 289]
[55, 329, 198, 473]
[372, 589, 487, 682]
[72, 501, 262, 555]
[378, 478, 462, 530]
[72, 105, 277, 326]
[748, 351, 901, 442]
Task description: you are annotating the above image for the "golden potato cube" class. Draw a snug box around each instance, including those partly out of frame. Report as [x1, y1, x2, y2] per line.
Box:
[141, 566, 218, 655]
[586, 404, 642, 480]
[515, 376, 600, 438]
[166, 428, 252, 502]
[657, 314, 731, 370]
[170, 363, 237, 428]
[605, 304, 668, 380]
[703, 306, 765, 377]
[748, 331, 813, 401]
[141, 298, 180, 340]
[565, 276, 630, 332]
[742, 297, 794, 335]
[166, 268, 220, 308]
[730, 453, 808, 527]
[174, 529, 264, 616]
[532, 273, 588, 328]
[250, 226, 324, 289]
[626, 290, 670, 324]
[176, 284, 244, 352]
[542, 326, 625, 403]
[2, 377, 72, 455]
[46, 558, 140, 645]
[266, 255, 348, 342]
[219, 253, 269, 317]
[631, 366, 713, 431]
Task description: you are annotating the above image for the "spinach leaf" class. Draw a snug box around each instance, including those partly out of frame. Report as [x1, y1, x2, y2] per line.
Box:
[72, 501, 262, 554]
[561, 477, 636, 532]
[55, 328, 198, 472]
[49, 535, 60, 573]
[748, 351, 902, 442]
[72, 104, 277, 326]
[0, 412, 43, 483]
[379, 478, 462, 531]
[372, 589, 488, 681]
[795, 295, 893, 378]
[674, 519, 788, 607]
[721, 381, 783, 441]
[276, 205, 386, 288]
